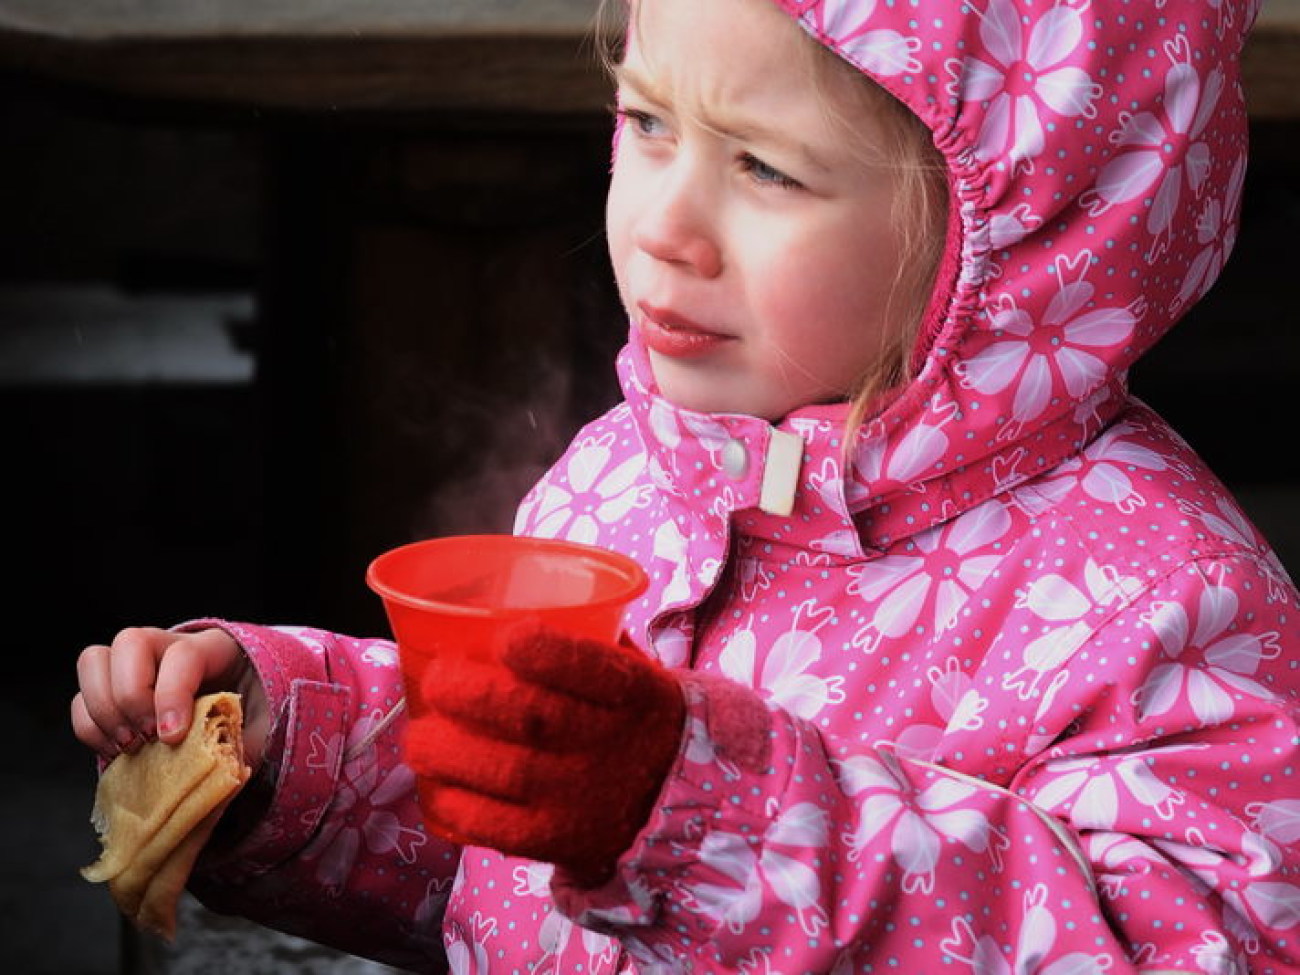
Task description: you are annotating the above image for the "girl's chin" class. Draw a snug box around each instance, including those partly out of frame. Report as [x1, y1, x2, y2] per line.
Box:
[649, 365, 783, 421]
[649, 362, 737, 416]
[650, 364, 852, 424]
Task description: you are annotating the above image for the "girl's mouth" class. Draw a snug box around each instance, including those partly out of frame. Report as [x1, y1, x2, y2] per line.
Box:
[637, 303, 733, 359]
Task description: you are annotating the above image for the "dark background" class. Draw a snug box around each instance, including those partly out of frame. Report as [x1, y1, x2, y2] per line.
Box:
[1, 74, 629, 972]
[1, 62, 1298, 975]
[5, 95, 1294, 663]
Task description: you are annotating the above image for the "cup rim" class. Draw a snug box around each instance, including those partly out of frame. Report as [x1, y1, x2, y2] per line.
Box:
[365, 534, 649, 618]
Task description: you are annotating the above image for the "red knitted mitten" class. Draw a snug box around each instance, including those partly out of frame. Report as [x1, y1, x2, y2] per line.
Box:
[404, 624, 686, 886]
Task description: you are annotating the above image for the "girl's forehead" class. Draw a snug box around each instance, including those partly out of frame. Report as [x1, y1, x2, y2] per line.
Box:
[627, 0, 798, 65]
[625, 0, 843, 106]
[623, 0, 887, 149]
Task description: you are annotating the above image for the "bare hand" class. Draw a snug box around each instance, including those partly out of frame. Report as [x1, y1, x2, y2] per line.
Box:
[71, 626, 268, 768]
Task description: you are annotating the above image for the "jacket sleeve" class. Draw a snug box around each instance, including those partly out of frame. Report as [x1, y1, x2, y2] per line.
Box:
[553, 555, 1300, 974]
[179, 619, 459, 972]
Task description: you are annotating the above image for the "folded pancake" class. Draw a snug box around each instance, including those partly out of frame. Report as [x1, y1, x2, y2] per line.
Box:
[81, 692, 250, 940]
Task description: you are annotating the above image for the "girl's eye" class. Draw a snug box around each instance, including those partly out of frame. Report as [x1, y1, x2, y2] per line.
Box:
[741, 154, 802, 190]
[618, 108, 666, 138]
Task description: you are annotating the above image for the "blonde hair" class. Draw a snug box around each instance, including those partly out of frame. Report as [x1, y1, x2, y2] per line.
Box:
[595, 0, 949, 434]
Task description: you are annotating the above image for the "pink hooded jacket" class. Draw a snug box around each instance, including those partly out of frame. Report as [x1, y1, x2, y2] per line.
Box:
[189, 0, 1300, 972]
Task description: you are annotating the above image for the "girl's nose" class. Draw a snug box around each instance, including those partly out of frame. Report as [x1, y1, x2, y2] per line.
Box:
[632, 171, 723, 278]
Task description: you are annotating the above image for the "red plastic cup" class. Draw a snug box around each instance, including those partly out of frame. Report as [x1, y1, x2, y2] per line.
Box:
[365, 534, 648, 717]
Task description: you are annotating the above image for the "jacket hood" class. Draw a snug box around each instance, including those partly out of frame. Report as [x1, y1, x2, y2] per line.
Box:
[619, 0, 1258, 552]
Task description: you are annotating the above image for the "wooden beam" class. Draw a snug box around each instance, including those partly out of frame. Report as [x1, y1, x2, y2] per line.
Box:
[1245, 0, 1300, 120]
[1, 0, 1298, 119]
[0, 0, 613, 115]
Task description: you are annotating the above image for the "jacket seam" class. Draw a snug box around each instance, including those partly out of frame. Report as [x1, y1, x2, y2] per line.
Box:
[904, 755, 1096, 888]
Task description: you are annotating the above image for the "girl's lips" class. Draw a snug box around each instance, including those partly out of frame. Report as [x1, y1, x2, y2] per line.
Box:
[637, 303, 733, 359]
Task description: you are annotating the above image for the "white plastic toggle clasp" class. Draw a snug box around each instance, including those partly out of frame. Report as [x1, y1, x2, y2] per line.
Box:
[759, 429, 803, 517]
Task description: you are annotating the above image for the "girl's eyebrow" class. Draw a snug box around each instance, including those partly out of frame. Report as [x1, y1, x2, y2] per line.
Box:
[612, 63, 832, 174]
[611, 63, 663, 105]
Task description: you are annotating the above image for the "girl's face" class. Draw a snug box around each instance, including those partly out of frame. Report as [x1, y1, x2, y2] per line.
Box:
[606, 0, 909, 422]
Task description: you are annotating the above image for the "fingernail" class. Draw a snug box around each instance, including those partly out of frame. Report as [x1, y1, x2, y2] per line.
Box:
[157, 710, 180, 738]
[140, 718, 157, 740]
[115, 726, 136, 749]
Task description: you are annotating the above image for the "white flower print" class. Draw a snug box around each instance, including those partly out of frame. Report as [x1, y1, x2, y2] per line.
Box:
[649, 403, 738, 484]
[1241, 881, 1300, 930]
[719, 599, 846, 721]
[687, 802, 830, 938]
[1011, 420, 1166, 520]
[647, 400, 733, 454]
[1155, 830, 1283, 914]
[360, 640, 399, 669]
[409, 875, 454, 956]
[1178, 496, 1295, 598]
[1190, 931, 1250, 975]
[895, 656, 989, 760]
[446, 912, 496, 975]
[847, 397, 959, 495]
[1152, 833, 1282, 957]
[950, 0, 1100, 172]
[939, 670, 990, 734]
[511, 860, 554, 898]
[1075, 421, 1171, 514]
[941, 884, 1115, 974]
[807, 456, 865, 557]
[885, 422, 951, 483]
[847, 435, 885, 506]
[653, 519, 693, 606]
[526, 430, 650, 544]
[1248, 799, 1300, 846]
[300, 716, 427, 889]
[1135, 585, 1282, 726]
[1083, 34, 1224, 259]
[802, 0, 921, 76]
[1008, 454, 1077, 518]
[990, 201, 1042, 251]
[1002, 557, 1142, 707]
[1032, 744, 1200, 830]
[680, 682, 742, 777]
[1030, 555, 1139, 616]
[536, 905, 618, 975]
[840, 749, 1005, 894]
[957, 252, 1137, 428]
[736, 553, 776, 602]
[1175, 151, 1245, 312]
[849, 498, 1011, 653]
[1083, 830, 1169, 901]
[648, 398, 683, 450]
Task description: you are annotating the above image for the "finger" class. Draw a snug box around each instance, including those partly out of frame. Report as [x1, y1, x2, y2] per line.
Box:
[422, 656, 623, 749]
[153, 628, 242, 744]
[70, 690, 120, 759]
[404, 713, 581, 803]
[76, 642, 136, 753]
[501, 625, 656, 705]
[107, 627, 174, 738]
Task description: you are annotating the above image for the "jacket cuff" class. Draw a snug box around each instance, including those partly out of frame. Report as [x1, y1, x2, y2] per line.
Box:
[175, 618, 332, 715]
[552, 671, 785, 933]
[177, 620, 350, 881]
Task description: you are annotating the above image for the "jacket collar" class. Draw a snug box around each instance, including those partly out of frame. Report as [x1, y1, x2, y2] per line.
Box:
[619, 332, 1129, 560]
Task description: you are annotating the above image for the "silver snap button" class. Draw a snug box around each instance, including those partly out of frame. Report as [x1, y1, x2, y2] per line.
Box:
[721, 439, 749, 480]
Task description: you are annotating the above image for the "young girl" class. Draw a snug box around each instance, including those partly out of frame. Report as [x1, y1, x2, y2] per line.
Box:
[73, 0, 1300, 971]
